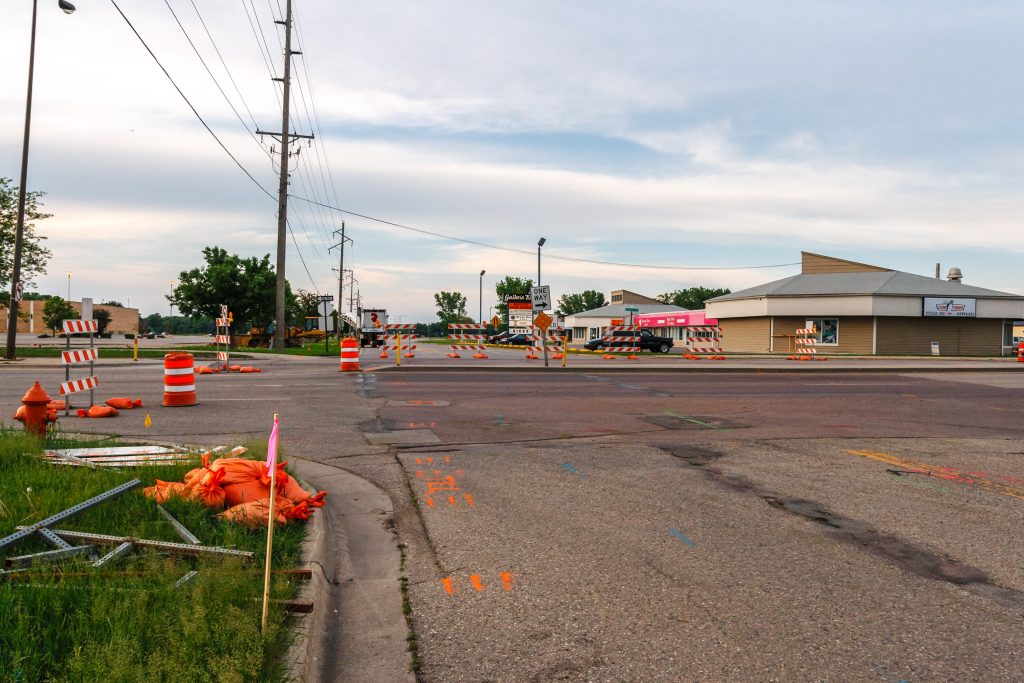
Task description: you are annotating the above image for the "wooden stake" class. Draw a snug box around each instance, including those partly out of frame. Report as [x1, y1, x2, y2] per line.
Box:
[260, 413, 279, 634]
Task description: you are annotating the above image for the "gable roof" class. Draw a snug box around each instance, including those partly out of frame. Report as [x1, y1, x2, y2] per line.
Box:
[565, 303, 686, 318]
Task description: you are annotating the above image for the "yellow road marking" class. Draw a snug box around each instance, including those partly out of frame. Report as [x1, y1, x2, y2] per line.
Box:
[845, 449, 1024, 501]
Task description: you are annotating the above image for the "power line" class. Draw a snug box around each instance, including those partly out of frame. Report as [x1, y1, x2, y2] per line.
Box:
[110, 0, 275, 201]
[189, 0, 261, 131]
[288, 194, 799, 272]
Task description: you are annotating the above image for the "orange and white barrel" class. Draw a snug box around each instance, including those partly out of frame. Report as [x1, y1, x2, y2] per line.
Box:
[340, 337, 360, 372]
[163, 352, 197, 406]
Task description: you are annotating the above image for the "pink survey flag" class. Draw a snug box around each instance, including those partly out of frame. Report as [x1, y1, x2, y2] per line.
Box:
[266, 414, 279, 470]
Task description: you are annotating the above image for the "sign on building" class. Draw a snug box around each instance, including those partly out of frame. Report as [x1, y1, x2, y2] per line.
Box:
[923, 297, 976, 318]
[505, 294, 533, 334]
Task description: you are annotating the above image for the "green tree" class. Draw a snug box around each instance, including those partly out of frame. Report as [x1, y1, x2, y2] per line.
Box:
[169, 247, 295, 329]
[42, 296, 77, 333]
[494, 276, 534, 321]
[93, 308, 112, 334]
[434, 291, 472, 325]
[292, 289, 321, 325]
[556, 289, 607, 315]
[99, 300, 124, 307]
[141, 313, 163, 333]
[657, 286, 731, 310]
[1, 178, 53, 297]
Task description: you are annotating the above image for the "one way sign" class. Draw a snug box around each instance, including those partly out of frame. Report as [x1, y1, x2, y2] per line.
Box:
[531, 285, 551, 312]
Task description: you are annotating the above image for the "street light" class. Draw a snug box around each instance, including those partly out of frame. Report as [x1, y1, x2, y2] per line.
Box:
[479, 269, 486, 323]
[66, 271, 71, 301]
[537, 238, 546, 285]
[4, 0, 77, 360]
[537, 237, 547, 367]
[169, 280, 176, 317]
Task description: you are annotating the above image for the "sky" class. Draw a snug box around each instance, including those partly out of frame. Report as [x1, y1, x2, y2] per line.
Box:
[2, 1, 1023, 322]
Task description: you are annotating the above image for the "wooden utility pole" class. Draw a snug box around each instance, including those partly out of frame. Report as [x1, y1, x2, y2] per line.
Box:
[257, 0, 312, 350]
[329, 221, 351, 340]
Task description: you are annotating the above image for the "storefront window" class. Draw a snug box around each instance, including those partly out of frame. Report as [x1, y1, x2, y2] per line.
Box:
[806, 319, 838, 345]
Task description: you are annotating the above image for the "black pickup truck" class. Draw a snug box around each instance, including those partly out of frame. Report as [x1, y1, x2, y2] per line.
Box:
[583, 328, 674, 353]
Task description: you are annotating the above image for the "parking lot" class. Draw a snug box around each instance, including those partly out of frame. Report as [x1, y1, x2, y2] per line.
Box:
[2, 350, 1022, 681]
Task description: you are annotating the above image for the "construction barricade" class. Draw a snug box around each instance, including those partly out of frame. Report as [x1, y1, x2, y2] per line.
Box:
[60, 319, 99, 415]
[163, 353, 198, 406]
[340, 337, 360, 371]
[214, 307, 231, 371]
[683, 325, 725, 360]
[603, 325, 640, 360]
[447, 323, 488, 359]
[1018, 342, 1023, 363]
[789, 328, 817, 361]
[547, 327, 567, 361]
[380, 324, 416, 365]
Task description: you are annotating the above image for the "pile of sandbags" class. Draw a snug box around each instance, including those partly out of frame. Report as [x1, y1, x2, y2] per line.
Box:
[143, 449, 326, 528]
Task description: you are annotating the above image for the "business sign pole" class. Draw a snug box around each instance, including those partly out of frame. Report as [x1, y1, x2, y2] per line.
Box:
[531, 285, 551, 368]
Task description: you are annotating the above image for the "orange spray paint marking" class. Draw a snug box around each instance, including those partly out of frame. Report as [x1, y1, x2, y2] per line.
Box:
[426, 476, 459, 494]
[456, 469, 463, 476]
[425, 497, 435, 507]
[444, 456, 451, 463]
[415, 458, 423, 465]
[500, 572, 513, 591]
[470, 575, 484, 592]
[464, 494, 475, 507]
[441, 577, 454, 594]
[448, 496, 456, 506]
[416, 470, 423, 478]
[433, 469, 440, 476]
[430, 422, 437, 428]
[426, 457, 433, 464]
[409, 422, 415, 429]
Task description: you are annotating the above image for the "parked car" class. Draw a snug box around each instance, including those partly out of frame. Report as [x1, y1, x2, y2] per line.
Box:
[497, 333, 534, 346]
[584, 328, 674, 353]
[488, 331, 513, 344]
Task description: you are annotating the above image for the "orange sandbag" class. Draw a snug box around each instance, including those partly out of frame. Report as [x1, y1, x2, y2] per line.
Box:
[306, 491, 327, 508]
[195, 366, 217, 374]
[279, 476, 327, 507]
[105, 397, 142, 410]
[182, 452, 213, 489]
[221, 497, 303, 528]
[46, 400, 65, 411]
[143, 480, 188, 504]
[227, 364, 242, 372]
[77, 405, 119, 418]
[190, 467, 227, 508]
[238, 366, 262, 373]
[211, 458, 290, 488]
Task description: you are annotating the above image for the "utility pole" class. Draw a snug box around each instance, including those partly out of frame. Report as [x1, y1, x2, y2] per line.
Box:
[328, 221, 351, 340]
[256, 0, 312, 350]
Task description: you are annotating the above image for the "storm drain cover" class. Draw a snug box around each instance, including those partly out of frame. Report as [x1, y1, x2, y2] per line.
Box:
[642, 414, 749, 430]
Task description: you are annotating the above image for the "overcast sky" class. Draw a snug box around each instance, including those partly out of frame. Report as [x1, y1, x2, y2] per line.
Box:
[3, 1, 1022, 321]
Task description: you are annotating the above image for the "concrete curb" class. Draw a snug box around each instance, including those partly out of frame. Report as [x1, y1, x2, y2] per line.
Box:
[367, 363, 1024, 374]
[286, 475, 328, 683]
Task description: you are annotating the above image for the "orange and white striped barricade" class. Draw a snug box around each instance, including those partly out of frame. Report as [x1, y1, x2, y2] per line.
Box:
[604, 325, 641, 359]
[339, 337, 360, 371]
[1017, 342, 1023, 363]
[447, 323, 488, 359]
[524, 332, 542, 360]
[60, 319, 99, 415]
[684, 325, 725, 360]
[791, 328, 817, 360]
[380, 324, 417, 365]
[163, 353, 198, 406]
[213, 309, 231, 371]
[547, 327, 567, 361]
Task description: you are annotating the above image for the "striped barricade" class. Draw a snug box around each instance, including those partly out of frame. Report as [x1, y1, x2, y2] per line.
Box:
[524, 333, 542, 360]
[447, 324, 488, 359]
[603, 325, 640, 359]
[61, 319, 99, 413]
[790, 328, 817, 360]
[212, 311, 231, 371]
[684, 325, 725, 360]
[546, 327, 567, 360]
[380, 324, 417, 364]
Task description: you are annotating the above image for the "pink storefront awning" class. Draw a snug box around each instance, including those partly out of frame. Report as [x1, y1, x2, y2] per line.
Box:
[634, 310, 718, 327]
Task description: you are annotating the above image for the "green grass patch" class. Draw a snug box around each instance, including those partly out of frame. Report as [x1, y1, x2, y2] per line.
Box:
[12, 347, 202, 360]
[0, 427, 306, 682]
[177, 343, 335, 358]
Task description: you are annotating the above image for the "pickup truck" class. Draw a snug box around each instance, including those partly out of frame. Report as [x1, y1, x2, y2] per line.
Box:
[583, 328, 674, 353]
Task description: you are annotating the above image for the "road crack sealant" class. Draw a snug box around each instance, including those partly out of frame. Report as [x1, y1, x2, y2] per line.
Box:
[662, 444, 1024, 614]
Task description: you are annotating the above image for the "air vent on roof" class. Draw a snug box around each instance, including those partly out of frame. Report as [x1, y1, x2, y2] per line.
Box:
[947, 267, 963, 283]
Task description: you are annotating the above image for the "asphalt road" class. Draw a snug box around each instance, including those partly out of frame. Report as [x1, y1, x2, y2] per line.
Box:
[2, 354, 1023, 681]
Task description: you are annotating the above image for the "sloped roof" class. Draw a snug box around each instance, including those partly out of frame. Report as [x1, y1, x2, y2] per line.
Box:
[710, 271, 1024, 302]
[566, 303, 686, 318]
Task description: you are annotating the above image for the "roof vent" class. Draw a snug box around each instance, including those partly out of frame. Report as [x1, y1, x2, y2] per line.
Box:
[947, 267, 963, 283]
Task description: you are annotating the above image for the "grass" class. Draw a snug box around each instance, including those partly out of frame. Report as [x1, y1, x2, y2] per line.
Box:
[0, 426, 307, 682]
[177, 343, 336, 358]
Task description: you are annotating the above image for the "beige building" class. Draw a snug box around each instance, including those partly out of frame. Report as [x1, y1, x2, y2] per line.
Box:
[0, 300, 139, 335]
[705, 252, 1024, 356]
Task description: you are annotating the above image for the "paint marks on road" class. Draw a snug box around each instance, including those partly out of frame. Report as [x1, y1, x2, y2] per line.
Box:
[847, 449, 1024, 501]
[415, 455, 477, 508]
[561, 463, 583, 476]
[886, 470, 949, 494]
[387, 399, 450, 407]
[669, 527, 697, 548]
[441, 572, 515, 595]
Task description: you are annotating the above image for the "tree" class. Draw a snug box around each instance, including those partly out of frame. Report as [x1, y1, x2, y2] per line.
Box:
[657, 286, 732, 310]
[99, 300, 124, 307]
[434, 291, 473, 325]
[292, 289, 321, 325]
[494, 276, 534, 320]
[557, 290, 607, 315]
[42, 296, 77, 333]
[1, 177, 53, 295]
[169, 247, 295, 329]
[93, 308, 112, 334]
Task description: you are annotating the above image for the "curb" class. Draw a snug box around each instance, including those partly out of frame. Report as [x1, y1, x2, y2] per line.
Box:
[286, 475, 328, 683]
[366, 363, 1024, 374]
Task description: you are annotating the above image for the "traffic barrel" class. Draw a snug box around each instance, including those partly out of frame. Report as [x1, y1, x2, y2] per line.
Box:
[340, 337, 360, 372]
[163, 352, 198, 406]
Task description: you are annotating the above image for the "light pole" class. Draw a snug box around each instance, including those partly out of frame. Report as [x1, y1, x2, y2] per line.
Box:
[4, 0, 76, 360]
[479, 269, 485, 323]
[169, 280, 176, 317]
[66, 271, 71, 301]
[537, 237, 547, 367]
[537, 238, 545, 285]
